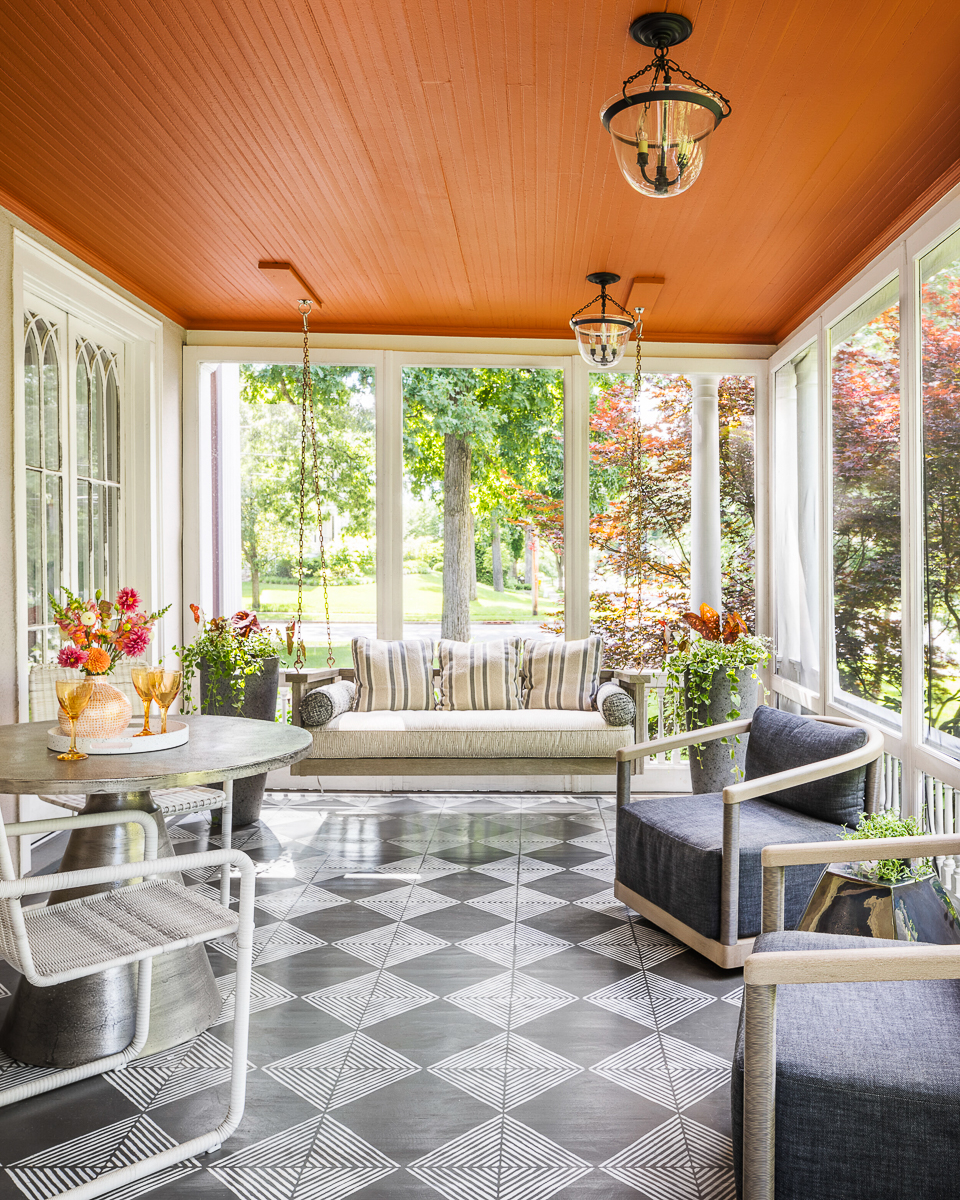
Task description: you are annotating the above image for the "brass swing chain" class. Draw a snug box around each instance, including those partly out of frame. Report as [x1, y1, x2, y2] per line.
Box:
[294, 300, 336, 671]
[622, 311, 644, 663]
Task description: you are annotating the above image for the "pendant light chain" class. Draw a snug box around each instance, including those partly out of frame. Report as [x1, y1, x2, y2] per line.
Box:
[294, 300, 336, 672]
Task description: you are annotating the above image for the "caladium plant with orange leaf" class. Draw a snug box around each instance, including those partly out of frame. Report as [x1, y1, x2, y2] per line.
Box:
[681, 603, 749, 645]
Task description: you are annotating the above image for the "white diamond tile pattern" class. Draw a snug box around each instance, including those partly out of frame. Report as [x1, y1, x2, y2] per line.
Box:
[457, 924, 573, 968]
[564, 831, 611, 851]
[585, 972, 716, 1029]
[334, 921, 450, 968]
[569, 854, 616, 881]
[214, 969, 297, 1025]
[445, 971, 577, 1028]
[480, 833, 562, 852]
[722, 986, 744, 1007]
[211, 920, 326, 965]
[573, 888, 630, 920]
[472, 855, 564, 883]
[371, 855, 464, 879]
[107, 1031, 254, 1110]
[429, 1032, 582, 1109]
[408, 1114, 592, 1200]
[255, 884, 350, 919]
[303, 970, 437, 1028]
[357, 883, 459, 920]
[465, 886, 568, 922]
[389, 833, 470, 852]
[600, 1114, 736, 1199]
[264, 1032, 420, 1109]
[579, 922, 685, 969]
[591, 1033, 731, 1110]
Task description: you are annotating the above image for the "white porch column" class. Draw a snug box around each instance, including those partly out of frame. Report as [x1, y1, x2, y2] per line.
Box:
[690, 374, 722, 613]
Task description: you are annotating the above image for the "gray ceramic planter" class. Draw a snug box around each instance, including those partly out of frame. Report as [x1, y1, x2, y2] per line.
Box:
[199, 655, 280, 826]
[685, 665, 759, 793]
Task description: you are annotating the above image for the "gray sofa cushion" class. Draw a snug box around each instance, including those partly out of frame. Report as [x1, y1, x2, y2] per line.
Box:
[300, 680, 357, 728]
[744, 706, 867, 826]
[617, 794, 840, 941]
[596, 681, 636, 727]
[732, 930, 960, 1199]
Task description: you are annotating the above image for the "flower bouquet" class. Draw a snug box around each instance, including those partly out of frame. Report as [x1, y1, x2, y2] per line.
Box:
[49, 586, 170, 738]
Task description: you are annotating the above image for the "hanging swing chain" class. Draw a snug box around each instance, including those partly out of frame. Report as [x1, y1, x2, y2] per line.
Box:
[295, 300, 337, 671]
[623, 311, 644, 663]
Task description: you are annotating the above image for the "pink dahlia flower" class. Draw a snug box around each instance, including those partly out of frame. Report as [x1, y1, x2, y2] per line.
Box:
[121, 626, 151, 657]
[58, 645, 89, 669]
[116, 587, 140, 614]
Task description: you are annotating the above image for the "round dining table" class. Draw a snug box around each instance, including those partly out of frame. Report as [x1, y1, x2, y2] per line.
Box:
[0, 715, 312, 1068]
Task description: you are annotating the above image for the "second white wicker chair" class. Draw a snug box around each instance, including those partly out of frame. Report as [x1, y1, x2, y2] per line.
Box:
[28, 664, 233, 902]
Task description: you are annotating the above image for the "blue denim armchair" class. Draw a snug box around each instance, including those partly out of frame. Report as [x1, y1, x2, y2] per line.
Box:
[614, 705, 885, 968]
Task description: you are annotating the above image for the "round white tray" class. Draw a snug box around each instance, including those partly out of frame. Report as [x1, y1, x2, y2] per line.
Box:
[46, 720, 190, 755]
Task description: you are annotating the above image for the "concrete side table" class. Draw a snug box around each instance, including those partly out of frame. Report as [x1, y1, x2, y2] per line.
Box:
[0, 715, 312, 1067]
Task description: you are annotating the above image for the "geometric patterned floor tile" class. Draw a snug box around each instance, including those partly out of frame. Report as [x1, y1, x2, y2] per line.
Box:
[564, 831, 612, 852]
[590, 1033, 730, 1110]
[722, 986, 744, 1007]
[213, 969, 297, 1025]
[429, 1032, 582, 1109]
[457, 924, 573, 968]
[210, 1113, 399, 1200]
[263, 1032, 420, 1110]
[6, 1113, 201, 1200]
[471, 855, 564, 883]
[333, 922, 450, 968]
[464, 886, 568, 922]
[106, 1030, 254, 1110]
[255, 884, 351, 920]
[480, 833, 563, 853]
[303, 970, 438, 1029]
[572, 888, 631, 921]
[599, 1114, 736, 1199]
[578, 923, 685, 969]
[585, 971, 715, 1029]
[569, 855, 616, 881]
[356, 884, 459, 920]
[444, 971, 577, 1029]
[210, 920, 326, 965]
[407, 1113, 592, 1200]
[388, 833, 470, 852]
[369, 856, 465, 880]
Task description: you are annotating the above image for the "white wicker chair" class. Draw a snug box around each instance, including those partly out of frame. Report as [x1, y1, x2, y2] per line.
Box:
[28, 664, 232, 902]
[0, 804, 256, 1199]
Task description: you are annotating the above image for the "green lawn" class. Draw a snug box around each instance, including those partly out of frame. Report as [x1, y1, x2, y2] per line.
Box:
[245, 572, 557, 622]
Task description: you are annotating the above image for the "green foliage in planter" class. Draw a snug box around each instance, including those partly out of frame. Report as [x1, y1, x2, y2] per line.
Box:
[664, 632, 769, 727]
[840, 810, 932, 883]
[176, 609, 284, 714]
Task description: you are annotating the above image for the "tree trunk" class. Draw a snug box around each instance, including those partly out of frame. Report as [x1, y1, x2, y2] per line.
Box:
[524, 528, 533, 587]
[251, 564, 260, 611]
[491, 513, 504, 593]
[468, 509, 478, 601]
[532, 535, 539, 616]
[442, 433, 472, 641]
[553, 549, 564, 592]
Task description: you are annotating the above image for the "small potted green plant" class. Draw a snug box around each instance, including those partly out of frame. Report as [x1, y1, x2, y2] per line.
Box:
[664, 603, 769, 792]
[177, 605, 284, 826]
[798, 810, 960, 943]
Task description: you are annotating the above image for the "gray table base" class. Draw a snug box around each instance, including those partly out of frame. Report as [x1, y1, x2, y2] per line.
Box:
[0, 790, 222, 1068]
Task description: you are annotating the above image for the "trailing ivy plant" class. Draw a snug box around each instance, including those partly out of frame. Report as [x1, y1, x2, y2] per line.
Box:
[840, 810, 931, 884]
[663, 603, 769, 735]
[176, 605, 284, 715]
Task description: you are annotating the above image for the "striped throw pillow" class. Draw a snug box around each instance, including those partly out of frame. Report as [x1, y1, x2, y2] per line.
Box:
[437, 638, 523, 711]
[352, 637, 436, 711]
[523, 636, 603, 711]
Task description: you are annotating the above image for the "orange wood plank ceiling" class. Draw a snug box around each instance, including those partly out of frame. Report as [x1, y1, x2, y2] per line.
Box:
[2, 0, 959, 343]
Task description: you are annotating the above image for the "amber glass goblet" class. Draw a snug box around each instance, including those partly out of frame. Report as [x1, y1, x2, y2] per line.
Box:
[130, 664, 155, 736]
[149, 669, 182, 735]
[55, 679, 94, 761]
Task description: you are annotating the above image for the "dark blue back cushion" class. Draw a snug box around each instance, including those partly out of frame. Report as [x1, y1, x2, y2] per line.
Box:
[744, 705, 867, 827]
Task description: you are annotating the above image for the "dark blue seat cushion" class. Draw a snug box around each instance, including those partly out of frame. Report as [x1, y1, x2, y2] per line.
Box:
[617, 794, 841, 940]
[732, 930, 960, 1199]
[745, 706, 867, 826]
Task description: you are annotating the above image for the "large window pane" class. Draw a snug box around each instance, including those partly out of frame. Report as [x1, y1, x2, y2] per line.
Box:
[774, 349, 819, 692]
[921, 228, 960, 751]
[830, 279, 901, 719]
[240, 363, 375, 667]
[402, 367, 562, 644]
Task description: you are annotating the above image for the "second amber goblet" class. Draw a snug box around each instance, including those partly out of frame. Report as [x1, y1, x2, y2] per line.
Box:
[131, 664, 155, 736]
[149, 669, 182, 735]
[55, 679, 94, 761]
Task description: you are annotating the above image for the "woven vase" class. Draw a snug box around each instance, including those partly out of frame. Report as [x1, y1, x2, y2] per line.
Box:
[57, 677, 132, 739]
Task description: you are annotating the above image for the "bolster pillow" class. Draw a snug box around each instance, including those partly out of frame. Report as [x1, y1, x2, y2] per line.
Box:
[300, 679, 357, 728]
[595, 681, 637, 727]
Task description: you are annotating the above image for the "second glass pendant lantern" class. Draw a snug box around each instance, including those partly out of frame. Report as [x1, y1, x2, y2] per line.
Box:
[569, 272, 637, 368]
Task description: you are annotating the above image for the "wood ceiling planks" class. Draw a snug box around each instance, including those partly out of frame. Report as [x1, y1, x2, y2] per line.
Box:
[1, 0, 959, 341]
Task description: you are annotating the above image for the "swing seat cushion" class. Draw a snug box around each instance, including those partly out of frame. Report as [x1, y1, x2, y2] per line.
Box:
[304, 707, 635, 759]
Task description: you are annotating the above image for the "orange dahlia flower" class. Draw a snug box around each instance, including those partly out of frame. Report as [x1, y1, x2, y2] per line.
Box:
[84, 646, 112, 674]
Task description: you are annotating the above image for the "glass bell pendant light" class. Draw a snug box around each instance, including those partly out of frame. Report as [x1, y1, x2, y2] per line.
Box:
[601, 12, 731, 199]
[569, 273, 637, 368]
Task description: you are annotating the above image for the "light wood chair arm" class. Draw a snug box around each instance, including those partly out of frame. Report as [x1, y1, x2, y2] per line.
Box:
[745, 943, 960, 986]
[761, 832, 960, 868]
[616, 718, 752, 764]
[722, 722, 884, 806]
